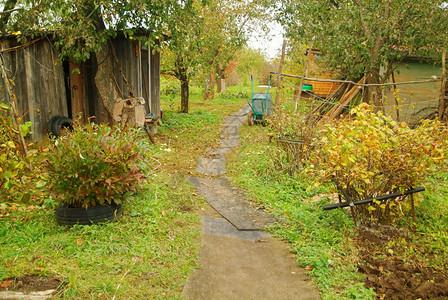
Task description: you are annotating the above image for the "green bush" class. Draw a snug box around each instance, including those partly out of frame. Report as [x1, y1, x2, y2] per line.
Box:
[312, 103, 448, 223]
[45, 122, 146, 208]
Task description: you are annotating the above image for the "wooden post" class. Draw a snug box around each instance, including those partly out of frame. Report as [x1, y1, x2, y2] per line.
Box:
[0, 54, 28, 157]
[391, 71, 400, 122]
[439, 49, 447, 120]
[410, 193, 416, 232]
[69, 61, 84, 122]
[275, 39, 287, 105]
[295, 37, 315, 114]
[349, 206, 357, 227]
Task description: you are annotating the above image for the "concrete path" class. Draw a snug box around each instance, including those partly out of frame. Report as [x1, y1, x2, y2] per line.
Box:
[183, 106, 321, 300]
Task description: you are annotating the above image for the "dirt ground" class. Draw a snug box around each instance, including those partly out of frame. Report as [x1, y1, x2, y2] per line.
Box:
[0, 275, 62, 299]
[357, 225, 448, 299]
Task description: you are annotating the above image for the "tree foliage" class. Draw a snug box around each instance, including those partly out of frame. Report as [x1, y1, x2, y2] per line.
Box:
[278, 0, 448, 107]
[161, 0, 270, 112]
[2, 0, 200, 61]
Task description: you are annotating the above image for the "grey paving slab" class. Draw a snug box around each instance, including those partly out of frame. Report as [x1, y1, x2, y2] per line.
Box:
[189, 177, 275, 231]
[182, 235, 321, 300]
[202, 216, 270, 241]
[195, 155, 226, 176]
[220, 137, 240, 148]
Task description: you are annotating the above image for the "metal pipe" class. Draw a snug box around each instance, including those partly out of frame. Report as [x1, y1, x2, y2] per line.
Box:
[323, 187, 425, 210]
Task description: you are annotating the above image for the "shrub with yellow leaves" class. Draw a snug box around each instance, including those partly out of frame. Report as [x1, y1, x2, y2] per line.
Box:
[312, 103, 448, 224]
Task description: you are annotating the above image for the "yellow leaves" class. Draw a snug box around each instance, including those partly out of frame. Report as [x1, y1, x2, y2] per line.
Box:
[6, 141, 16, 149]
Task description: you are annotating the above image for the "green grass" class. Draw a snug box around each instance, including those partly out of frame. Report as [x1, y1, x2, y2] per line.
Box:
[1, 171, 202, 299]
[0, 83, 249, 299]
[227, 118, 448, 299]
[157, 84, 256, 175]
[226, 124, 375, 299]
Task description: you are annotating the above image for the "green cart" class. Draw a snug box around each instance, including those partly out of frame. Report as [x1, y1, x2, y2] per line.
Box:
[248, 75, 273, 126]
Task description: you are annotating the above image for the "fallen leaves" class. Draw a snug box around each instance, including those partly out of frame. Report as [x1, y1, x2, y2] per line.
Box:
[0, 280, 14, 288]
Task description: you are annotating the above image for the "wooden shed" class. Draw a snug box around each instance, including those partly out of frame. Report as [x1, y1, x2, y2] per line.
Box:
[0, 33, 161, 141]
[304, 49, 340, 98]
[382, 58, 443, 124]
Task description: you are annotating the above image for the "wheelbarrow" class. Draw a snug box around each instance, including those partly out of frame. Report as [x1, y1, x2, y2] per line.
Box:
[248, 75, 273, 126]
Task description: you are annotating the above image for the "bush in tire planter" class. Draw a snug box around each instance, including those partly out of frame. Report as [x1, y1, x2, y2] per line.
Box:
[45, 122, 146, 225]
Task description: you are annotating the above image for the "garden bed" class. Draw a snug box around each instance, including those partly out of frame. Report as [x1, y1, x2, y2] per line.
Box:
[357, 225, 448, 299]
[0, 275, 63, 298]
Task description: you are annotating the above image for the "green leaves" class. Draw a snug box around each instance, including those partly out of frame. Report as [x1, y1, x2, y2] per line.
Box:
[0, 102, 10, 111]
[0, 114, 33, 198]
[279, 0, 448, 82]
[45, 122, 147, 208]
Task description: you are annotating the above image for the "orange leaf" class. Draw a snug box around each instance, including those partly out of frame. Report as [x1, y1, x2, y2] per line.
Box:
[0, 280, 13, 288]
[305, 265, 313, 271]
[162, 210, 166, 217]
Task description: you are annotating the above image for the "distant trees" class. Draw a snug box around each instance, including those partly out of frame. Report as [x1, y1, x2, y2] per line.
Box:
[161, 0, 270, 112]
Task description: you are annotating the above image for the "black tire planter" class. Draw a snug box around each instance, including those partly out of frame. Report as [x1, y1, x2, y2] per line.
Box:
[55, 203, 122, 226]
[48, 116, 73, 138]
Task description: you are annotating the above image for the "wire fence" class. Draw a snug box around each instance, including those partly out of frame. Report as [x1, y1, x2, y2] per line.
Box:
[271, 71, 444, 125]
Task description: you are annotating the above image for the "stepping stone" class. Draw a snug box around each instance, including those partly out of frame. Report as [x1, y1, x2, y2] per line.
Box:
[202, 216, 269, 241]
[182, 235, 321, 300]
[195, 155, 226, 176]
[220, 137, 240, 148]
[221, 125, 239, 138]
[189, 177, 275, 231]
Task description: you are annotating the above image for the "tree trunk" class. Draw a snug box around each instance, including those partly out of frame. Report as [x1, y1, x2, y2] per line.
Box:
[439, 49, 446, 120]
[95, 45, 122, 122]
[215, 65, 226, 94]
[276, 39, 286, 106]
[0, 0, 18, 33]
[203, 72, 214, 102]
[366, 69, 382, 112]
[180, 76, 189, 113]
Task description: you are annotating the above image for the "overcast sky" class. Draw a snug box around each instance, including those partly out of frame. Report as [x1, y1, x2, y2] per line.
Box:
[248, 21, 285, 60]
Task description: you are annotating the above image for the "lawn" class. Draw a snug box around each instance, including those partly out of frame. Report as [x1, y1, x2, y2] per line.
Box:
[0, 85, 249, 299]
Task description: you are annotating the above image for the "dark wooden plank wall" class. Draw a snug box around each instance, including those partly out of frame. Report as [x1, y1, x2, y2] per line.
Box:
[0, 38, 68, 141]
[82, 36, 147, 123]
[149, 46, 161, 118]
[112, 36, 143, 99]
[81, 54, 109, 123]
[1, 35, 161, 140]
